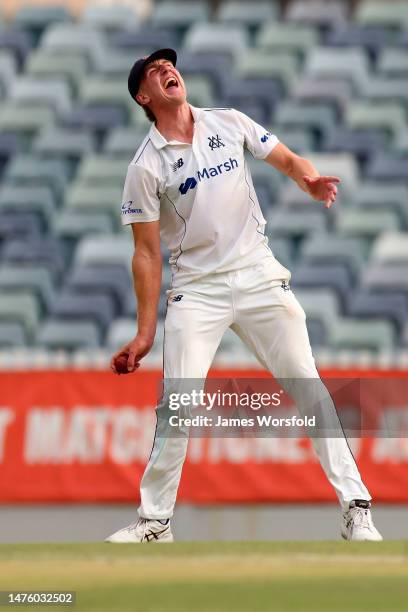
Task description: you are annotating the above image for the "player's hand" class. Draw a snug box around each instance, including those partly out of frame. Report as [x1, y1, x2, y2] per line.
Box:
[303, 175, 341, 209]
[110, 334, 154, 374]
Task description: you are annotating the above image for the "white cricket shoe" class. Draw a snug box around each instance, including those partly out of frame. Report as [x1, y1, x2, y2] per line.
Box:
[105, 518, 173, 543]
[341, 500, 383, 541]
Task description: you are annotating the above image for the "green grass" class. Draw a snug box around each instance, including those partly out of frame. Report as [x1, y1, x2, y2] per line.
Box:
[0, 542, 407, 612]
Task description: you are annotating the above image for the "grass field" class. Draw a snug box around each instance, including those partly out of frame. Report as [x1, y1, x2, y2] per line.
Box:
[0, 542, 407, 611]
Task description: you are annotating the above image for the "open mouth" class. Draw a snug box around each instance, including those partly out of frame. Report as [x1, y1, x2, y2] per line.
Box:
[164, 76, 179, 91]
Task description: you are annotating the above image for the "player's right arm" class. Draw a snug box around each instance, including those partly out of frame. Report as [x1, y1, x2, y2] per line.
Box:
[111, 156, 163, 374]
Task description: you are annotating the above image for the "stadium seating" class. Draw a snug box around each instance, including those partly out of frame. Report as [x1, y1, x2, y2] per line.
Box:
[0, 0, 407, 358]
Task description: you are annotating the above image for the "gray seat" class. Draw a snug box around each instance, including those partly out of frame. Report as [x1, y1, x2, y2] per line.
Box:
[347, 292, 408, 332]
[377, 48, 408, 78]
[76, 155, 129, 187]
[304, 47, 369, 85]
[303, 153, 359, 192]
[0, 185, 55, 227]
[50, 291, 115, 329]
[0, 322, 26, 347]
[25, 50, 87, 92]
[82, 5, 139, 31]
[266, 209, 328, 239]
[355, 1, 408, 28]
[37, 320, 101, 349]
[285, 0, 347, 26]
[352, 183, 408, 227]
[53, 212, 115, 240]
[300, 234, 367, 277]
[371, 232, 408, 264]
[150, 1, 209, 29]
[4, 155, 68, 202]
[217, 1, 277, 27]
[1, 237, 66, 276]
[273, 102, 336, 140]
[362, 263, 408, 295]
[33, 128, 95, 161]
[103, 127, 148, 156]
[40, 24, 106, 66]
[183, 23, 249, 63]
[256, 23, 318, 56]
[79, 77, 133, 117]
[336, 210, 400, 238]
[65, 265, 131, 311]
[0, 265, 55, 311]
[0, 49, 17, 95]
[10, 76, 71, 114]
[0, 292, 40, 340]
[345, 103, 406, 140]
[0, 103, 54, 137]
[73, 234, 133, 269]
[293, 288, 340, 328]
[64, 182, 122, 220]
[328, 319, 395, 352]
[292, 264, 352, 305]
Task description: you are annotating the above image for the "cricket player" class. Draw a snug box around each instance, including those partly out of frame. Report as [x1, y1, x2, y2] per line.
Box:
[106, 49, 382, 543]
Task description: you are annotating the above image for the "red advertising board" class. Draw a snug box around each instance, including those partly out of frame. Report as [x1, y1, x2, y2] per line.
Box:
[0, 369, 407, 503]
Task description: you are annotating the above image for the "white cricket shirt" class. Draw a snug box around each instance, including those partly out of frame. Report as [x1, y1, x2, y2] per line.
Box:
[121, 106, 290, 289]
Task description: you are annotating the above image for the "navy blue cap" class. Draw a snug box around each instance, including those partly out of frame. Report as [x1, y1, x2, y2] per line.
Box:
[128, 48, 177, 104]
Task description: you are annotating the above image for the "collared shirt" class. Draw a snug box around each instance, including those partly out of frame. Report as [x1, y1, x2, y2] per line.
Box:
[121, 106, 290, 289]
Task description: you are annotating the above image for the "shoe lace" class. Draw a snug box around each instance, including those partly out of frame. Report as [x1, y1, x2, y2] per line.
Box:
[352, 508, 371, 530]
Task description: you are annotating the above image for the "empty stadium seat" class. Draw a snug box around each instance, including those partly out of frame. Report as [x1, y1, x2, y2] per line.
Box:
[352, 183, 408, 226]
[37, 320, 101, 349]
[300, 234, 367, 277]
[184, 23, 249, 63]
[0, 27, 32, 68]
[40, 24, 105, 66]
[366, 154, 408, 182]
[323, 127, 385, 162]
[64, 183, 122, 221]
[0, 104, 55, 139]
[0, 211, 41, 240]
[266, 209, 328, 239]
[111, 27, 179, 54]
[0, 292, 40, 339]
[50, 291, 115, 329]
[273, 102, 335, 141]
[347, 292, 407, 332]
[0, 265, 55, 310]
[292, 264, 352, 305]
[82, 5, 139, 31]
[345, 103, 406, 139]
[33, 128, 96, 163]
[291, 78, 352, 115]
[325, 25, 390, 58]
[1, 237, 65, 276]
[363, 263, 408, 295]
[76, 155, 128, 187]
[53, 212, 115, 240]
[0, 322, 26, 347]
[293, 288, 340, 327]
[150, 1, 209, 30]
[103, 127, 149, 156]
[183, 74, 215, 108]
[304, 47, 369, 84]
[328, 319, 395, 352]
[285, 0, 347, 27]
[304, 153, 359, 191]
[65, 265, 131, 312]
[0, 185, 55, 228]
[217, 1, 277, 28]
[73, 234, 133, 269]
[107, 318, 164, 354]
[79, 77, 133, 117]
[336, 210, 400, 238]
[235, 50, 298, 92]
[355, 1, 408, 28]
[0, 49, 17, 95]
[25, 50, 87, 91]
[61, 105, 127, 134]
[13, 6, 71, 40]
[257, 22, 318, 57]
[4, 155, 68, 202]
[371, 232, 408, 264]
[377, 48, 408, 77]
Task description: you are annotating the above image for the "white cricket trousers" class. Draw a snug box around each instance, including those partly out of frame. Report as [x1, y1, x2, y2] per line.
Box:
[138, 257, 371, 518]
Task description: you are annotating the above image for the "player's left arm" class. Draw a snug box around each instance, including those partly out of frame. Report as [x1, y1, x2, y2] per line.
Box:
[264, 142, 340, 209]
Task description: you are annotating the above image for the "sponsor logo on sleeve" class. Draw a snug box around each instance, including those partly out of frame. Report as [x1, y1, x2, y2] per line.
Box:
[261, 132, 272, 143]
[121, 200, 143, 215]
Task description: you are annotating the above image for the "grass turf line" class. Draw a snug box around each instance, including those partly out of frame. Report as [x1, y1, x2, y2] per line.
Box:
[0, 542, 407, 612]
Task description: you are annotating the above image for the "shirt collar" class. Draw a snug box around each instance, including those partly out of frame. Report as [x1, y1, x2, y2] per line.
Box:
[149, 105, 204, 150]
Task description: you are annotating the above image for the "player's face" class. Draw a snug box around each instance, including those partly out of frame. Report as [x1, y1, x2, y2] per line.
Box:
[137, 59, 187, 109]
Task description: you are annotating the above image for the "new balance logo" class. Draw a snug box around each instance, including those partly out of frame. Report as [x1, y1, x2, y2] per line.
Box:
[172, 294, 183, 302]
[172, 158, 184, 172]
[208, 134, 225, 150]
[179, 157, 238, 195]
[281, 281, 290, 291]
